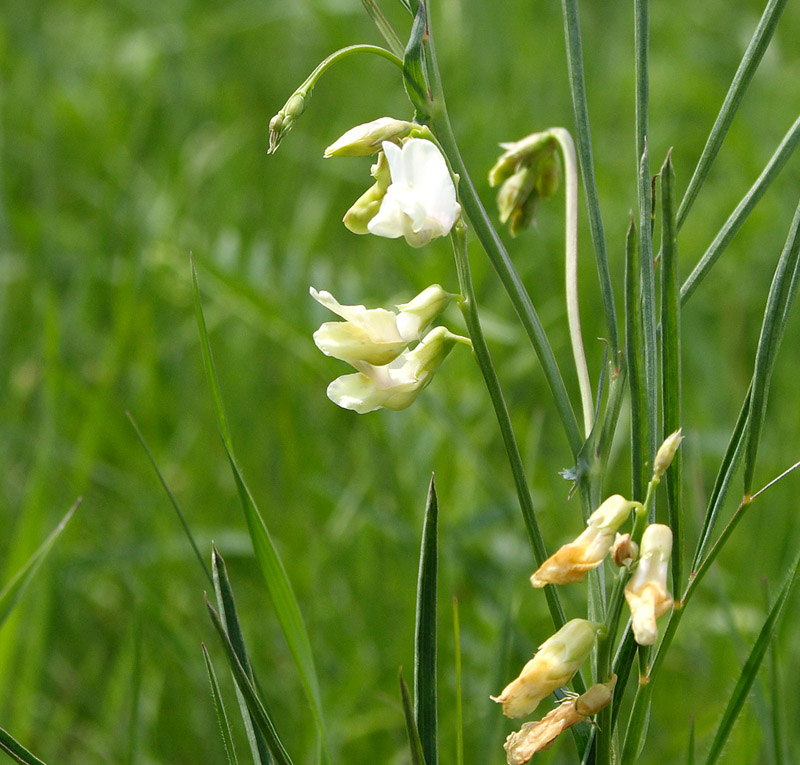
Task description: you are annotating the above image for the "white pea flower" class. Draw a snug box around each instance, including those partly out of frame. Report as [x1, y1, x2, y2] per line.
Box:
[367, 139, 461, 248]
[326, 326, 470, 414]
[323, 117, 414, 158]
[310, 285, 454, 366]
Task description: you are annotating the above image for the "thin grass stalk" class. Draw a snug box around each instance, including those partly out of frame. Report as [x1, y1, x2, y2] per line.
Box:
[560, 0, 619, 356]
[659, 152, 683, 594]
[0, 728, 48, 765]
[414, 477, 438, 765]
[400, 671, 428, 765]
[360, 0, 404, 57]
[417, 0, 584, 459]
[681, 115, 800, 305]
[452, 598, 464, 765]
[449, 223, 569, 634]
[202, 644, 240, 765]
[677, 0, 790, 228]
[702, 549, 800, 765]
[743, 198, 800, 494]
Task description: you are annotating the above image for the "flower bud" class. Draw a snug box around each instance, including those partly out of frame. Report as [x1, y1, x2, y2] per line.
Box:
[325, 326, 470, 414]
[530, 495, 637, 587]
[342, 152, 392, 235]
[503, 676, 616, 764]
[324, 117, 415, 157]
[653, 428, 684, 480]
[624, 524, 674, 645]
[268, 91, 308, 155]
[310, 284, 454, 366]
[490, 619, 601, 718]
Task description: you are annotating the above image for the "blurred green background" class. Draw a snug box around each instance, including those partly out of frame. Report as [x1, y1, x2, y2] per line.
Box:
[1, 0, 799, 762]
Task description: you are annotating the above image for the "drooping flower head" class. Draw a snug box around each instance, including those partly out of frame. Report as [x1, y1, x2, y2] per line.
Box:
[624, 524, 674, 645]
[490, 619, 601, 718]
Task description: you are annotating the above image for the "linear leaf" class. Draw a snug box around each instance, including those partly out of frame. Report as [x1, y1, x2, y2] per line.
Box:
[213, 548, 272, 765]
[414, 477, 438, 765]
[128, 412, 212, 585]
[192, 259, 330, 760]
[677, 0, 790, 227]
[360, 0, 404, 57]
[400, 670, 427, 765]
[0, 728, 48, 765]
[207, 598, 294, 765]
[452, 598, 463, 765]
[0, 500, 79, 631]
[703, 548, 800, 764]
[743, 198, 800, 494]
[659, 151, 683, 593]
[202, 643, 240, 765]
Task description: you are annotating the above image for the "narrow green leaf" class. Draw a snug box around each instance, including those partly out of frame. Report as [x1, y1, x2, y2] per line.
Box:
[414, 477, 438, 765]
[559, 0, 618, 355]
[213, 547, 272, 765]
[452, 598, 463, 765]
[192, 260, 330, 760]
[0, 728, 48, 765]
[690, 386, 750, 573]
[360, 0, 404, 57]
[769, 605, 785, 765]
[677, 0, 790, 228]
[625, 218, 648, 502]
[399, 670, 427, 765]
[659, 151, 683, 594]
[402, 1, 430, 118]
[621, 679, 654, 764]
[207, 598, 294, 765]
[703, 549, 800, 765]
[0, 500, 79, 631]
[127, 412, 213, 585]
[681, 115, 800, 305]
[743, 198, 800, 494]
[202, 643, 240, 765]
[686, 718, 696, 765]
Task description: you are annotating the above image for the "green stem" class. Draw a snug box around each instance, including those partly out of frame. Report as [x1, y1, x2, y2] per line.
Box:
[551, 127, 594, 437]
[450, 223, 568, 633]
[560, 0, 619, 356]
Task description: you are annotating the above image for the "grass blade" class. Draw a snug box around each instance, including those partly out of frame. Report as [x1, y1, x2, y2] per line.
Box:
[213, 547, 272, 765]
[399, 670, 427, 765]
[681, 115, 800, 305]
[560, 0, 619, 355]
[192, 259, 330, 760]
[414, 477, 438, 765]
[659, 151, 683, 593]
[453, 598, 463, 765]
[703, 548, 800, 764]
[207, 598, 294, 765]
[127, 412, 213, 585]
[677, 0, 790, 228]
[202, 643, 240, 765]
[686, 718, 696, 765]
[743, 198, 800, 494]
[360, 0, 404, 57]
[0, 500, 79, 631]
[0, 728, 48, 765]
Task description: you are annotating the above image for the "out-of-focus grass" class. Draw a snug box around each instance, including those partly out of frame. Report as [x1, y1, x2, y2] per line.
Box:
[0, 0, 799, 762]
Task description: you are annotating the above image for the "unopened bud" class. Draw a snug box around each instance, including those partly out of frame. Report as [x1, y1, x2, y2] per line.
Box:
[324, 117, 415, 157]
[653, 428, 684, 480]
[342, 151, 392, 234]
[268, 91, 308, 154]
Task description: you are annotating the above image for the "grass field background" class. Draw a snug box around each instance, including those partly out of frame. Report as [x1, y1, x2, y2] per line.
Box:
[2, 0, 800, 762]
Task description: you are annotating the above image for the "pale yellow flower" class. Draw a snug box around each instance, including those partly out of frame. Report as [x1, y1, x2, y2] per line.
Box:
[530, 495, 637, 587]
[624, 524, 674, 645]
[490, 619, 600, 718]
[653, 428, 684, 480]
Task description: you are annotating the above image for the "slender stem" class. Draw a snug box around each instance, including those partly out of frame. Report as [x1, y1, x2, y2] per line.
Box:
[293, 44, 403, 90]
[422, 5, 584, 459]
[450, 223, 568, 633]
[551, 127, 594, 437]
[560, 0, 619, 357]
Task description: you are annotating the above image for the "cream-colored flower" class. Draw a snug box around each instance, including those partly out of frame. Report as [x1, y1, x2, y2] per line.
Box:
[310, 285, 453, 366]
[490, 619, 600, 718]
[324, 117, 414, 157]
[367, 139, 461, 247]
[624, 524, 674, 645]
[653, 428, 684, 480]
[326, 326, 470, 414]
[503, 677, 616, 764]
[530, 495, 638, 587]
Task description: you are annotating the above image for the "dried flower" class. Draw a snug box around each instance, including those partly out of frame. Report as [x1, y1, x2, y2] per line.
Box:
[325, 326, 469, 414]
[624, 524, 674, 645]
[491, 619, 601, 718]
[503, 676, 616, 764]
[611, 533, 639, 570]
[530, 495, 638, 587]
[310, 285, 453, 366]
